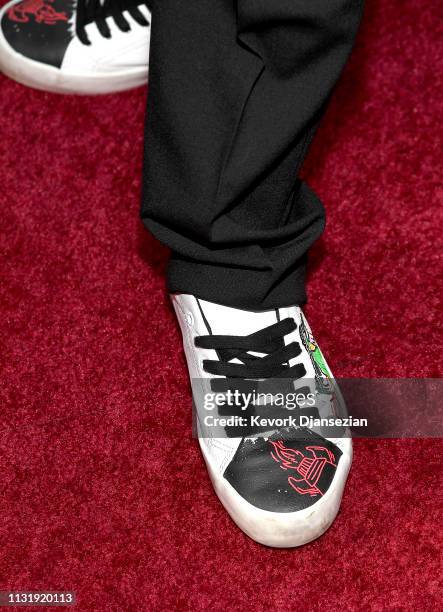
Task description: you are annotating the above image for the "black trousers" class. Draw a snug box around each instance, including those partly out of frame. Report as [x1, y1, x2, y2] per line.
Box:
[141, 1, 364, 309]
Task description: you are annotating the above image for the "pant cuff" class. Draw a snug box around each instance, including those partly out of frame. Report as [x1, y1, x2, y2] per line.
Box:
[167, 257, 307, 310]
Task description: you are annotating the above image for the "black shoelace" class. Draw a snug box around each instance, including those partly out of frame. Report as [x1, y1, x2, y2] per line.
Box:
[76, 0, 150, 46]
[195, 319, 306, 380]
[195, 319, 310, 437]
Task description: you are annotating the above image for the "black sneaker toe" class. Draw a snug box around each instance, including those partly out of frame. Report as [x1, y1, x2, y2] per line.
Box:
[1, 0, 75, 68]
[223, 428, 342, 513]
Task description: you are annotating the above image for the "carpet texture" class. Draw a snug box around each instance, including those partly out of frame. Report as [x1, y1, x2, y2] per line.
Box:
[0, 1, 442, 610]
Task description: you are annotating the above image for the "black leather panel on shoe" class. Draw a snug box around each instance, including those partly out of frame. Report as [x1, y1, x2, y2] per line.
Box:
[223, 428, 342, 513]
[1, 0, 76, 68]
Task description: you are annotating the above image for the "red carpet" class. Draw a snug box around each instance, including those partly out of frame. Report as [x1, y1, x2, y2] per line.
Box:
[0, 1, 442, 610]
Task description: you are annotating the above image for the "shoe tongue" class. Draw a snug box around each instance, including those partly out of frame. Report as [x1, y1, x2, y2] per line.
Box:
[198, 299, 279, 336]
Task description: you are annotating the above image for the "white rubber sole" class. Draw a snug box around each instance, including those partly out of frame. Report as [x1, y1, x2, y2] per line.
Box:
[199, 434, 352, 548]
[0, 9, 148, 94]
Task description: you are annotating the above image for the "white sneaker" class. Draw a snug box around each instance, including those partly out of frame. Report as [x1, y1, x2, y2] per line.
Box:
[172, 293, 352, 548]
[0, 0, 150, 94]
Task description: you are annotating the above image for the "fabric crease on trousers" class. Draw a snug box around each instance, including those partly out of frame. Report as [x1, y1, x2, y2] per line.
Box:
[141, 0, 365, 309]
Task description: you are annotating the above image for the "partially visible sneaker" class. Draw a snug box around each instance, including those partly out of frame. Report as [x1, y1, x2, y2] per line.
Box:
[0, 0, 150, 94]
[172, 294, 352, 548]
